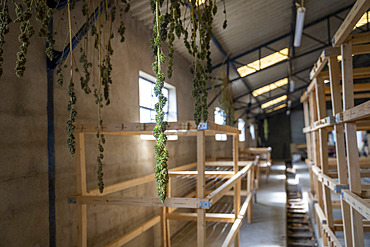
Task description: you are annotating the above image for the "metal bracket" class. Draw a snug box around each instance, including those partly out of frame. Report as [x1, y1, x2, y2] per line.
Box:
[199, 201, 210, 209]
[68, 197, 76, 204]
[198, 122, 210, 130]
[334, 185, 349, 193]
[326, 116, 336, 124]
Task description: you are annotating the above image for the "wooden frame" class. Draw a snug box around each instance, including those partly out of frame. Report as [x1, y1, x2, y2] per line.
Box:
[71, 120, 258, 247]
[301, 2, 370, 246]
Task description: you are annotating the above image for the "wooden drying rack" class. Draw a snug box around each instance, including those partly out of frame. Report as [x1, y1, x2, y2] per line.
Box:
[69, 120, 258, 247]
[301, 1, 370, 246]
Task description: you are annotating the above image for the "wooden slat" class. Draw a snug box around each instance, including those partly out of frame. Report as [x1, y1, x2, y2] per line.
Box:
[206, 164, 252, 205]
[342, 190, 370, 220]
[233, 135, 240, 247]
[105, 216, 160, 247]
[346, 31, 370, 45]
[167, 212, 235, 223]
[205, 161, 253, 167]
[168, 171, 234, 177]
[332, 0, 370, 46]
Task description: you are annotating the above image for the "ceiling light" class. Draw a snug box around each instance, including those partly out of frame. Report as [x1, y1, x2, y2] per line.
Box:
[266, 103, 287, 113]
[354, 11, 369, 29]
[252, 78, 288, 97]
[294, 6, 306, 47]
[261, 95, 287, 109]
[237, 48, 289, 77]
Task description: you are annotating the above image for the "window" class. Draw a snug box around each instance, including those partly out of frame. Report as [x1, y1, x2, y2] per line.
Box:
[237, 48, 289, 77]
[249, 123, 255, 140]
[139, 71, 177, 140]
[214, 107, 227, 141]
[238, 119, 245, 142]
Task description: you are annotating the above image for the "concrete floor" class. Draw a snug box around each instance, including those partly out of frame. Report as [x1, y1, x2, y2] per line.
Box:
[239, 162, 287, 247]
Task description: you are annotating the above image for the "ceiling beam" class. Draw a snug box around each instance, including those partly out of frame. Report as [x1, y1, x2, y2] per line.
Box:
[233, 65, 312, 102]
[210, 36, 265, 112]
[212, 4, 353, 70]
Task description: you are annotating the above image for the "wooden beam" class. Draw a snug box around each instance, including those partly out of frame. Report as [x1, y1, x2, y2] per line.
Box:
[325, 82, 370, 94]
[342, 190, 370, 220]
[168, 171, 234, 177]
[206, 164, 252, 205]
[342, 40, 365, 247]
[332, 0, 370, 46]
[320, 66, 370, 80]
[221, 193, 253, 247]
[205, 161, 253, 167]
[75, 133, 87, 247]
[322, 225, 342, 247]
[197, 130, 206, 247]
[70, 196, 210, 209]
[167, 212, 236, 223]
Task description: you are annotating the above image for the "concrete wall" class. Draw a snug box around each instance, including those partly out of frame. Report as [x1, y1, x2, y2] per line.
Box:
[0, 4, 237, 247]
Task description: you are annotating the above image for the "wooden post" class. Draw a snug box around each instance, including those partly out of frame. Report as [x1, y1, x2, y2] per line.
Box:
[309, 92, 323, 206]
[247, 169, 253, 224]
[328, 55, 352, 246]
[303, 101, 315, 193]
[75, 132, 87, 247]
[233, 135, 240, 247]
[197, 130, 206, 247]
[341, 41, 364, 247]
[315, 77, 334, 236]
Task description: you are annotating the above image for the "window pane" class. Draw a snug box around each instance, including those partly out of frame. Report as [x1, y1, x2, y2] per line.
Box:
[140, 108, 152, 123]
[139, 78, 155, 109]
[238, 119, 245, 142]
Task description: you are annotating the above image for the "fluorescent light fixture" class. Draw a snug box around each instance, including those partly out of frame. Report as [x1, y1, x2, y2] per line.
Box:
[289, 80, 295, 93]
[196, 0, 206, 6]
[354, 11, 369, 29]
[266, 103, 287, 113]
[294, 7, 306, 47]
[252, 78, 288, 97]
[237, 48, 289, 77]
[261, 95, 287, 109]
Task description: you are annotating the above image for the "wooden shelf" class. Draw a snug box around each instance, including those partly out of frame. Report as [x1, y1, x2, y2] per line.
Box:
[71, 120, 255, 247]
[75, 120, 240, 136]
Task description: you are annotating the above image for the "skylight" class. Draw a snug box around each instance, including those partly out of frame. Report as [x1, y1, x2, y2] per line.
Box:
[354, 11, 369, 29]
[266, 103, 287, 113]
[252, 78, 288, 97]
[196, 0, 206, 6]
[237, 48, 289, 77]
[261, 95, 287, 109]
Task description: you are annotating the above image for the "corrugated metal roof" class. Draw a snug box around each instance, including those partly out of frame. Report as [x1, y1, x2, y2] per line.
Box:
[128, 0, 358, 115]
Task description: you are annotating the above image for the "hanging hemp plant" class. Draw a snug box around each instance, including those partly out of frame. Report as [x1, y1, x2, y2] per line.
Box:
[0, 0, 11, 77]
[150, 0, 169, 203]
[54, 0, 130, 193]
[218, 73, 234, 126]
[185, 0, 219, 126]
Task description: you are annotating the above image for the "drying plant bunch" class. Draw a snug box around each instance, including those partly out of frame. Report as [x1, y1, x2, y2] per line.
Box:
[0, 0, 55, 78]
[57, 0, 131, 193]
[0, 0, 130, 193]
[148, 0, 227, 201]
